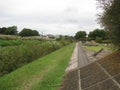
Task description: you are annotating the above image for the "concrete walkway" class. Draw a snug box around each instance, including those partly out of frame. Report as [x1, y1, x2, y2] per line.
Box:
[77, 43, 90, 68]
[60, 43, 90, 90]
[65, 43, 78, 73]
[59, 43, 79, 90]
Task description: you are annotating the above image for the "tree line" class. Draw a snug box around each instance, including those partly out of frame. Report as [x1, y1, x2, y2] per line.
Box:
[0, 26, 39, 37]
[75, 29, 108, 43]
[75, 0, 120, 47]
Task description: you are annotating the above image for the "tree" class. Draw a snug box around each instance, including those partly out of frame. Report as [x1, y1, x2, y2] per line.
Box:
[97, 0, 120, 47]
[0, 26, 17, 35]
[32, 30, 39, 36]
[75, 31, 86, 40]
[19, 28, 39, 37]
[0, 27, 7, 34]
[88, 29, 107, 40]
[5, 26, 17, 35]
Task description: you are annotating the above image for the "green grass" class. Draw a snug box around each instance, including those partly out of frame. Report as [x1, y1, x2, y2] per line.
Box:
[0, 43, 75, 90]
[0, 40, 23, 46]
[84, 45, 109, 52]
[0, 39, 43, 47]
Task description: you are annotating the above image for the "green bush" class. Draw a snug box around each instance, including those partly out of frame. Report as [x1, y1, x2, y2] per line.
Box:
[95, 37, 102, 43]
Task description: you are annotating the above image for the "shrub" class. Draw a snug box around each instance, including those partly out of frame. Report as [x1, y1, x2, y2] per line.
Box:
[95, 37, 102, 43]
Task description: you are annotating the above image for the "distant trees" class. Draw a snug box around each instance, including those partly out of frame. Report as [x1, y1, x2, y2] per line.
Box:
[0, 26, 17, 35]
[0, 26, 40, 37]
[19, 28, 39, 37]
[74, 29, 108, 43]
[75, 31, 86, 40]
[97, 0, 120, 47]
[0, 26, 39, 37]
[5, 26, 17, 35]
[0, 27, 7, 34]
[88, 29, 107, 40]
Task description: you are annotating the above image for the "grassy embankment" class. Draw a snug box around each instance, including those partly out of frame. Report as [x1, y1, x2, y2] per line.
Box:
[0, 43, 75, 90]
[84, 45, 109, 52]
[0, 39, 70, 76]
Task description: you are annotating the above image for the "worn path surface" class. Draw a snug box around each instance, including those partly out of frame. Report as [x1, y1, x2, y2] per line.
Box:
[60, 43, 91, 90]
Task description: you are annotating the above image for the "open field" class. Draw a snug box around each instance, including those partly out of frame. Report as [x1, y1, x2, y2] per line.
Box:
[0, 43, 75, 90]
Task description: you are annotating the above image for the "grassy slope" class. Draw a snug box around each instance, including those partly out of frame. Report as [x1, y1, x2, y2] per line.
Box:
[0, 43, 75, 90]
[84, 45, 109, 52]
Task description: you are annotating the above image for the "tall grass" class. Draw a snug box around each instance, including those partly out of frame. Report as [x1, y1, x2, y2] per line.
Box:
[0, 40, 70, 76]
[0, 34, 41, 40]
[0, 40, 23, 46]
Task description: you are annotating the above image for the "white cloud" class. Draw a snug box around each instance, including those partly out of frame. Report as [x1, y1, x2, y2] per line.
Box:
[0, 0, 100, 35]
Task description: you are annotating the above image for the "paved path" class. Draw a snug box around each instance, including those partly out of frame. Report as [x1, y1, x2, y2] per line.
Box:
[77, 43, 90, 68]
[60, 42, 90, 90]
[77, 43, 91, 90]
[78, 43, 120, 90]
[60, 42, 120, 90]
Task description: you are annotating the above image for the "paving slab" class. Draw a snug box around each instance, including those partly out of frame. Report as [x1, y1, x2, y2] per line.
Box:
[114, 73, 120, 84]
[80, 63, 101, 79]
[80, 63, 108, 89]
[84, 79, 120, 90]
[59, 69, 79, 90]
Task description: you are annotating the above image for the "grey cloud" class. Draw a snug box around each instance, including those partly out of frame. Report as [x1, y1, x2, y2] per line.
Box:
[64, 7, 79, 13]
[0, 0, 100, 35]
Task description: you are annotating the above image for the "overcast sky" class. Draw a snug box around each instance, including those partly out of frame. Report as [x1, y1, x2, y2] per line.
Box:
[0, 0, 100, 36]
